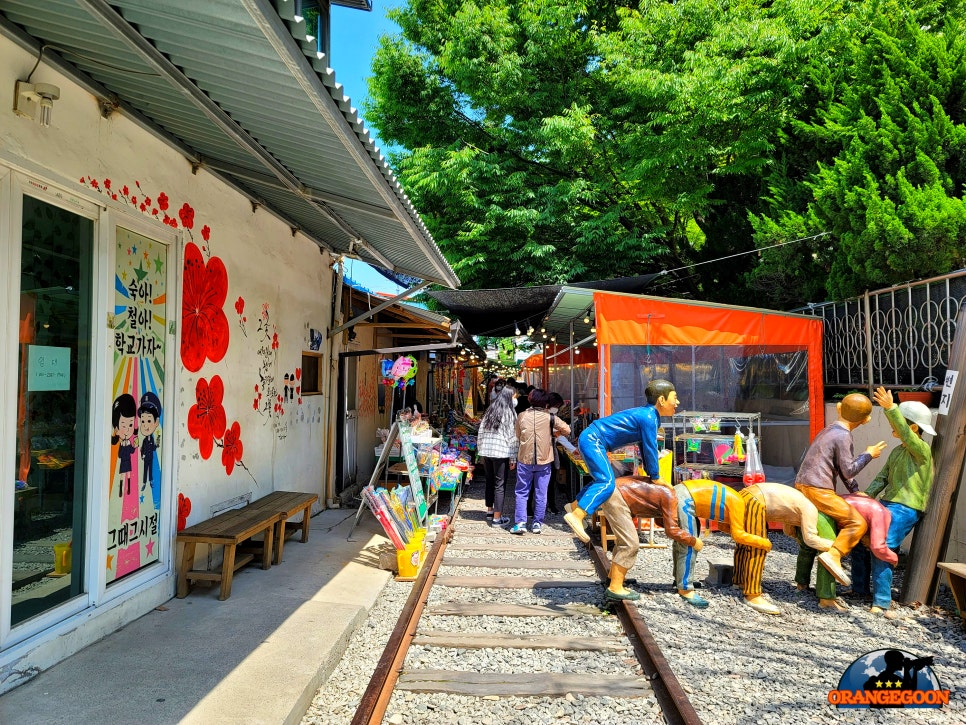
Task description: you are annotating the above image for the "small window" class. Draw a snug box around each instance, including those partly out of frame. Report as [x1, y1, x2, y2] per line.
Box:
[301, 351, 324, 395]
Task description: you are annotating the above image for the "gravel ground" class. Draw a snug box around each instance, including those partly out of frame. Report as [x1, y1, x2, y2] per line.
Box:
[303, 478, 966, 724]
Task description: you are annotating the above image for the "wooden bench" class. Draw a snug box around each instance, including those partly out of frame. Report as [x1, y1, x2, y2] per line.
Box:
[937, 562, 966, 622]
[242, 490, 318, 565]
[177, 506, 281, 601]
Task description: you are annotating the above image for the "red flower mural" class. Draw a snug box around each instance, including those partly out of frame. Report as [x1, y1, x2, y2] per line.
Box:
[179, 202, 195, 230]
[201, 225, 211, 242]
[187, 375, 227, 460]
[177, 493, 192, 531]
[157, 191, 169, 211]
[235, 296, 245, 315]
[222, 421, 244, 475]
[181, 242, 229, 372]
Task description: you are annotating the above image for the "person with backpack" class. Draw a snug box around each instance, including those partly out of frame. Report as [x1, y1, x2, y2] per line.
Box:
[511, 389, 571, 534]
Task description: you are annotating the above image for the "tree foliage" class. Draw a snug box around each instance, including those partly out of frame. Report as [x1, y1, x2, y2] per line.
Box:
[366, 0, 966, 306]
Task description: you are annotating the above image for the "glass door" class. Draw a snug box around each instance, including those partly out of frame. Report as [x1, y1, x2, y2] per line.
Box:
[11, 194, 94, 626]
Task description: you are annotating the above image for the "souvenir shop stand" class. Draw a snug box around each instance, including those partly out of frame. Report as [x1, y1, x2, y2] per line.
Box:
[348, 416, 475, 580]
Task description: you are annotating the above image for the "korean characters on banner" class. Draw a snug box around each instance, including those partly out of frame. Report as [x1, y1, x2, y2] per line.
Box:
[107, 228, 167, 583]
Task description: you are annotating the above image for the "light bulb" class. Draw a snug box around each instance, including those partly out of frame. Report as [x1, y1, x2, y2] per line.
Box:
[590, 326, 596, 333]
[514, 326, 521, 336]
[583, 316, 590, 324]
[527, 326, 534, 335]
[593, 341, 598, 347]
[39, 96, 53, 127]
[542, 333, 547, 339]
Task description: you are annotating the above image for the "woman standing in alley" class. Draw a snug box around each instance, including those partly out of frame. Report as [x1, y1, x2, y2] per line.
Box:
[512, 389, 571, 534]
[476, 380, 518, 528]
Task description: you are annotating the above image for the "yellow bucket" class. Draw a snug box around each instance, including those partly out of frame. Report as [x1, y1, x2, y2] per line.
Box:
[53, 543, 72, 575]
[396, 540, 423, 578]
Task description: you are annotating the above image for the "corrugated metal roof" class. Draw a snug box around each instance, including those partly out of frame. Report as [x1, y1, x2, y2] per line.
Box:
[0, 0, 458, 287]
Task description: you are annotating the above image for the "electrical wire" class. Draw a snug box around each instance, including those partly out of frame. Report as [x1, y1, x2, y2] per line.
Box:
[29, 43, 161, 78]
[657, 231, 831, 277]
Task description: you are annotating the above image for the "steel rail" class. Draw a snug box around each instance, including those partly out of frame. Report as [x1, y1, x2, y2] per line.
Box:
[351, 520, 455, 725]
[584, 539, 704, 725]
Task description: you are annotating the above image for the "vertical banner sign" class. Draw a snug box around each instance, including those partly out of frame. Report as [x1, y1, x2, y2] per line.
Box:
[398, 422, 428, 525]
[938, 370, 958, 416]
[107, 228, 167, 583]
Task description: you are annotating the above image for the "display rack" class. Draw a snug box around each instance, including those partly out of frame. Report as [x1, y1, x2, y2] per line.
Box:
[670, 411, 761, 484]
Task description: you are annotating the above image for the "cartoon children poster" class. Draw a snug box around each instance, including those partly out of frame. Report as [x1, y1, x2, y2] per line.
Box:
[107, 228, 167, 583]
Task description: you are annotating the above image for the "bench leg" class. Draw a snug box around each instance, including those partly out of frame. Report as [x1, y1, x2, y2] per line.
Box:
[273, 517, 286, 566]
[219, 544, 236, 601]
[262, 524, 274, 570]
[946, 572, 966, 619]
[300, 505, 311, 543]
[177, 542, 196, 598]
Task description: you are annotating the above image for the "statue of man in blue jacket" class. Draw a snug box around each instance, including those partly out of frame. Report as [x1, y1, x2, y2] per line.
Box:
[564, 379, 678, 543]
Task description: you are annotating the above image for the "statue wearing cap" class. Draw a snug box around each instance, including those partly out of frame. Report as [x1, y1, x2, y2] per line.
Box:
[853, 387, 936, 617]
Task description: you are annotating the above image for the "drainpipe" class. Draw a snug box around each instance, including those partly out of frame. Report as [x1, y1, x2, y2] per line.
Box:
[323, 256, 345, 507]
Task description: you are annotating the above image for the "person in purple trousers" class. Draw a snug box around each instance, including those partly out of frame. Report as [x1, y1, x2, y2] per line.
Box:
[511, 389, 571, 534]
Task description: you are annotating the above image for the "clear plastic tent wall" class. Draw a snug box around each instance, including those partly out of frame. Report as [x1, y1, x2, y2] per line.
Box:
[594, 292, 824, 468]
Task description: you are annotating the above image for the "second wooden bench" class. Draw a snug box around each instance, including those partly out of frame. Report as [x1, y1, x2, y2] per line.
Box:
[243, 490, 319, 565]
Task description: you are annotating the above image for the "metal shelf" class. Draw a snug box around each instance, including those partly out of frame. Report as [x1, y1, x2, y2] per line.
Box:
[672, 411, 761, 484]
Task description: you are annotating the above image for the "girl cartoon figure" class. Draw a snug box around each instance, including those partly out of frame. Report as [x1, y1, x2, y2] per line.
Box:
[111, 393, 137, 497]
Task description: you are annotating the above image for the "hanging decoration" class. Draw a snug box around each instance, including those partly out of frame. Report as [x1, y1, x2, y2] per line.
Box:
[381, 355, 418, 388]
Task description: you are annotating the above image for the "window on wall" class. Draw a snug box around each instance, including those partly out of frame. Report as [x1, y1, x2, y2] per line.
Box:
[301, 351, 323, 395]
[12, 194, 94, 626]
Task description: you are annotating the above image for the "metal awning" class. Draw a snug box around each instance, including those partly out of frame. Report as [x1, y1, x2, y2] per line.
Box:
[0, 0, 458, 287]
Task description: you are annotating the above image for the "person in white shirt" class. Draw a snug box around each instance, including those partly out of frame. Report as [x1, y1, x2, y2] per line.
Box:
[476, 381, 518, 527]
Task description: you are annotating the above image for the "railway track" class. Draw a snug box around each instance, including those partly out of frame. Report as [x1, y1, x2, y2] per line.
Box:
[351, 480, 702, 725]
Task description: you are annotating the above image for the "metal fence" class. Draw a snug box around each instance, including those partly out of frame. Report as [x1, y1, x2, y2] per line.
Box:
[799, 270, 966, 390]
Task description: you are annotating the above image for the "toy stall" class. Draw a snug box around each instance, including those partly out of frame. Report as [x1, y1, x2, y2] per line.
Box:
[357, 407, 476, 579]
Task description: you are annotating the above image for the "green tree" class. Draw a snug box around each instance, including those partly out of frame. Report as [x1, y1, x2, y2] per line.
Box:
[750, 0, 966, 303]
[368, 0, 966, 306]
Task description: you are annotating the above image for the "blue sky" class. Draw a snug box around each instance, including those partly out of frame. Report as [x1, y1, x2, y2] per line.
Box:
[330, 3, 398, 152]
[330, 3, 409, 295]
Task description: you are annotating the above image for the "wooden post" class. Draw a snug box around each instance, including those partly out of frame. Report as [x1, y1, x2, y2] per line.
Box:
[901, 301, 966, 604]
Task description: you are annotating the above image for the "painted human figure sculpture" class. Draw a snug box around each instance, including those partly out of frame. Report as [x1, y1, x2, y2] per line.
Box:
[794, 510, 840, 604]
[597, 476, 701, 601]
[564, 379, 678, 543]
[794, 393, 886, 586]
[732, 482, 835, 615]
[852, 386, 935, 617]
[794, 494, 896, 611]
[673, 479, 771, 608]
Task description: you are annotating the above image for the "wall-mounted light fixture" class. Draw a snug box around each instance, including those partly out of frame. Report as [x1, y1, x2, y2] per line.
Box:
[14, 81, 60, 128]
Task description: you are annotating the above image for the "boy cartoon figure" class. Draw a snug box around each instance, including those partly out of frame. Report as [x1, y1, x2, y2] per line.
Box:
[795, 393, 887, 586]
[138, 391, 162, 509]
[111, 393, 138, 497]
[852, 387, 935, 618]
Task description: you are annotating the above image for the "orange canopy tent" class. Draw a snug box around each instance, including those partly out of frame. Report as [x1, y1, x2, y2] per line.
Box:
[593, 291, 824, 440]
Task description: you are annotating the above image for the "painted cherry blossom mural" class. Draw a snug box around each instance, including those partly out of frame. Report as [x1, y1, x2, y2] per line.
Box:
[82, 175, 316, 542]
[241, 300, 303, 440]
[181, 241, 229, 372]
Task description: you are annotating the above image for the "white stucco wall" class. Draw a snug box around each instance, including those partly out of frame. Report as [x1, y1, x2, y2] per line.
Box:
[0, 37, 334, 686]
